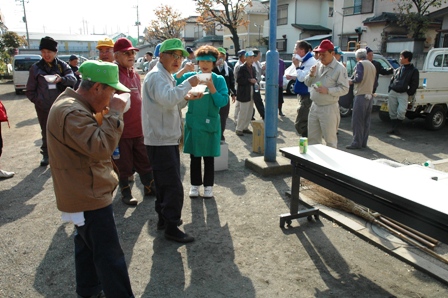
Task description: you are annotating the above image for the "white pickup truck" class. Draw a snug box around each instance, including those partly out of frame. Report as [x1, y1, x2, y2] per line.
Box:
[377, 48, 448, 130]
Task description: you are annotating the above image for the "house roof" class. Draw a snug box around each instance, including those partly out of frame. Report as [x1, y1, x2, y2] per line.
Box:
[428, 7, 448, 20]
[291, 24, 331, 33]
[363, 12, 399, 25]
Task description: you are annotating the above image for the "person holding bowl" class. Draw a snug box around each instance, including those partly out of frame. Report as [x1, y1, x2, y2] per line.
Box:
[175, 45, 228, 198]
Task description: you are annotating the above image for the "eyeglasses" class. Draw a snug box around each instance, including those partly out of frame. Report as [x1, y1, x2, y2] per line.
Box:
[164, 52, 184, 61]
[121, 50, 137, 57]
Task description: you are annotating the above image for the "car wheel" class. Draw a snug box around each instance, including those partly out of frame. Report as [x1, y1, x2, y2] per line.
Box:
[15, 89, 21, 95]
[339, 103, 352, 117]
[286, 81, 295, 95]
[378, 110, 391, 122]
[425, 105, 446, 130]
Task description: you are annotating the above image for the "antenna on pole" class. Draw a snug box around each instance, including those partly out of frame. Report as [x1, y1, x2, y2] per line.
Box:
[18, 0, 30, 49]
[134, 4, 141, 44]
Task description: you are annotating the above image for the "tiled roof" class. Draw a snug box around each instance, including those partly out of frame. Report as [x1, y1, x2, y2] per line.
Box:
[363, 12, 399, 24]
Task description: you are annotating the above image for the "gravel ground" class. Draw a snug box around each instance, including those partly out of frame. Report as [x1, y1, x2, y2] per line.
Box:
[1, 80, 448, 297]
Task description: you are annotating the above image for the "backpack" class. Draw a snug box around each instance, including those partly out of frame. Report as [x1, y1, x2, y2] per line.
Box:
[0, 101, 10, 128]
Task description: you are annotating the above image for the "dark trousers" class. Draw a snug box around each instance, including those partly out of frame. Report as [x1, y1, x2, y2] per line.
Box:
[74, 204, 134, 298]
[219, 100, 230, 141]
[294, 93, 311, 136]
[350, 94, 373, 148]
[113, 136, 152, 179]
[253, 91, 265, 119]
[35, 105, 49, 157]
[278, 87, 284, 110]
[190, 155, 214, 187]
[146, 145, 183, 224]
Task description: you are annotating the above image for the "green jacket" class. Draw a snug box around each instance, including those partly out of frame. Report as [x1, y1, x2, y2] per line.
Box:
[175, 72, 228, 157]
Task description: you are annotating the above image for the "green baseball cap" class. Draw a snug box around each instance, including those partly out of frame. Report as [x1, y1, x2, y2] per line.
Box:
[217, 47, 226, 55]
[79, 60, 130, 92]
[160, 38, 189, 57]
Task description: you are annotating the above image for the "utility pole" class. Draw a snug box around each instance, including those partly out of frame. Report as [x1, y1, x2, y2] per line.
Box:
[134, 5, 141, 44]
[18, 0, 30, 49]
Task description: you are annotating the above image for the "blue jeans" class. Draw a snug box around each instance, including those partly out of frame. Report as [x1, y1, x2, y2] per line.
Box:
[74, 204, 134, 298]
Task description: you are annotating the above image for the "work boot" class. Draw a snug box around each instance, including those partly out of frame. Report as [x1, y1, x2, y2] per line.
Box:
[141, 172, 156, 196]
[164, 223, 194, 243]
[120, 179, 137, 205]
[40, 156, 49, 167]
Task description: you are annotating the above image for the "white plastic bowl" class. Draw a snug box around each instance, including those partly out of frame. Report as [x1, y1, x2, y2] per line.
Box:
[44, 75, 57, 83]
[197, 73, 211, 83]
[115, 93, 131, 113]
[190, 84, 207, 96]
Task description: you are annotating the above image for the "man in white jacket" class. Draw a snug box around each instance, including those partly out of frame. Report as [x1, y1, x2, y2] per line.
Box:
[142, 39, 200, 243]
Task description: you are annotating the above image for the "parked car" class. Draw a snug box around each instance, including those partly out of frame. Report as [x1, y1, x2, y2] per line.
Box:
[260, 60, 295, 94]
[338, 51, 394, 117]
[57, 55, 89, 65]
[12, 54, 41, 95]
[387, 58, 400, 69]
[135, 57, 145, 70]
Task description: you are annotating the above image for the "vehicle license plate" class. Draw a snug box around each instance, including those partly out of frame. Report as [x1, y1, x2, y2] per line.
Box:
[380, 103, 389, 112]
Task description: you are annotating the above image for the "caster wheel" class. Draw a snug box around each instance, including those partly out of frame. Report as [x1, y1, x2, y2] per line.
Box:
[286, 219, 292, 227]
[314, 214, 320, 221]
[307, 216, 312, 222]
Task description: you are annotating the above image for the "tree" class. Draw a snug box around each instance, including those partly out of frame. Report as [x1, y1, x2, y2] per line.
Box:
[194, 0, 253, 54]
[0, 31, 27, 75]
[144, 5, 187, 46]
[388, 0, 446, 39]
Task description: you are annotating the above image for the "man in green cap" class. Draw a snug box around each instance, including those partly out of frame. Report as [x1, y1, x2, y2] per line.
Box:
[47, 60, 134, 298]
[142, 38, 201, 243]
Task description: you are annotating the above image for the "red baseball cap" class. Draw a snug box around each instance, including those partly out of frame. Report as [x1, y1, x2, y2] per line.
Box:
[113, 38, 139, 52]
[314, 39, 334, 52]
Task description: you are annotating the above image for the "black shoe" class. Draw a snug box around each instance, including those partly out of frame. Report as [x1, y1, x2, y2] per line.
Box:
[121, 186, 138, 206]
[40, 156, 49, 167]
[346, 145, 361, 150]
[242, 129, 253, 134]
[157, 218, 183, 230]
[279, 112, 285, 116]
[165, 227, 194, 243]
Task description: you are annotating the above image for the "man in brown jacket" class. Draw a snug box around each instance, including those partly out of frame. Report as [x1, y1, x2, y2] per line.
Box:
[47, 60, 134, 298]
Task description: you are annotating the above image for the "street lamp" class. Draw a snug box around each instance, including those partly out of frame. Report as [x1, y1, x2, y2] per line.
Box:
[254, 23, 262, 46]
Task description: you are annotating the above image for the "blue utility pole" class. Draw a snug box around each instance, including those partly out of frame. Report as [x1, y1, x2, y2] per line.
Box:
[264, 0, 279, 162]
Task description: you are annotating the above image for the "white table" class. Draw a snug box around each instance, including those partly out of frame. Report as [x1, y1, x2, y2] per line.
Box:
[279, 144, 448, 243]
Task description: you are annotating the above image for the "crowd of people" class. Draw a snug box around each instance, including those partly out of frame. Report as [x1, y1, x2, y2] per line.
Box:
[0, 34, 419, 297]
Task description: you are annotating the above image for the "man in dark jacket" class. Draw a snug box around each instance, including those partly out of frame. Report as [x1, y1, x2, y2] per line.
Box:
[387, 50, 419, 135]
[213, 47, 236, 142]
[366, 47, 393, 93]
[235, 51, 257, 136]
[26, 36, 76, 166]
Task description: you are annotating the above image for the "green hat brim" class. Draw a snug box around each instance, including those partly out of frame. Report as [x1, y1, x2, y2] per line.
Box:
[109, 82, 130, 93]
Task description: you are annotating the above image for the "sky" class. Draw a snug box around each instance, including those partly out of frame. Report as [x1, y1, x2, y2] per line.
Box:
[1, 0, 198, 36]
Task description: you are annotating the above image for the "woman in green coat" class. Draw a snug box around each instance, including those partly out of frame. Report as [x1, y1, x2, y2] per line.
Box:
[175, 45, 228, 198]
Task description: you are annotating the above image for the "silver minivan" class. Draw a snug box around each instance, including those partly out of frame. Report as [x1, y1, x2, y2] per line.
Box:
[13, 54, 41, 95]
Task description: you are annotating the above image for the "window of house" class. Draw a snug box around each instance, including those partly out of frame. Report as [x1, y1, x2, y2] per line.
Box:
[343, 0, 373, 15]
[278, 5, 288, 26]
[276, 39, 287, 52]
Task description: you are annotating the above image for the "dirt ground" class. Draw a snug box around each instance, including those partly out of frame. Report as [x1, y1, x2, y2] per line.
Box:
[1, 79, 448, 297]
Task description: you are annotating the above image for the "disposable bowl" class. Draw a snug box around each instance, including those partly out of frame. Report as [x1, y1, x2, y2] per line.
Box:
[44, 75, 57, 83]
[197, 73, 211, 82]
[190, 84, 207, 96]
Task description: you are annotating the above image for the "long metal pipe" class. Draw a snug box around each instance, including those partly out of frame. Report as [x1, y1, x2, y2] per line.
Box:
[264, 0, 279, 161]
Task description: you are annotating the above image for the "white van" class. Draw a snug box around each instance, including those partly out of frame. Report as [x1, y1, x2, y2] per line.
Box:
[13, 54, 41, 95]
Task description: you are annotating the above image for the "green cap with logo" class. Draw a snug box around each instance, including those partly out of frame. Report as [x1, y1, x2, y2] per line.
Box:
[160, 38, 189, 57]
[79, 60, 130, 92]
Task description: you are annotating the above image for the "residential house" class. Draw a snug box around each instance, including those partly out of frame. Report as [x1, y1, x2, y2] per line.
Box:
[222, 1, 269, 56]
[261, 0, 333, 58]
